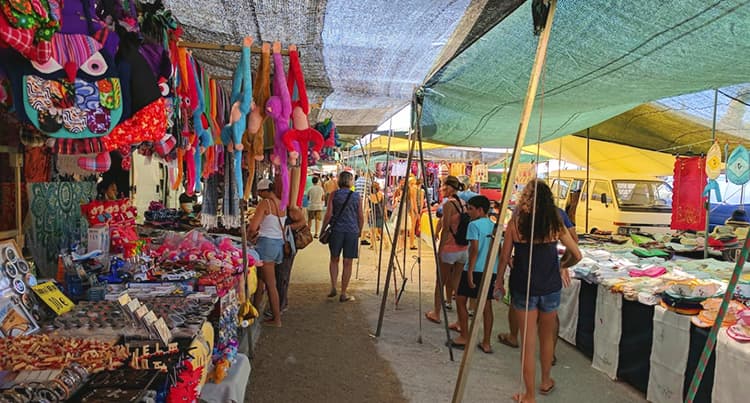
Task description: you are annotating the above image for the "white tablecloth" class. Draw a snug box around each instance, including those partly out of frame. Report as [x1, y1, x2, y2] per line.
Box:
[558, 278, 581, 345]
[200, 353, 251, 403]
[647, 306, 691, 403]
[592, 284, 622, 379]
[712, 329, 750, 403]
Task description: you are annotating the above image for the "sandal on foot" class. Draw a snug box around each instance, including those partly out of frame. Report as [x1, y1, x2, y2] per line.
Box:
[448, 323, 461, 332]
[540, 379, 555, 395]
[424, 312, 441, 324]
[497, 333, 519, 348]
[339, 295, 355, 302]
[477, 343, 494, 354]
[327, 289, 337, 298]
[262, 319, 282, 327]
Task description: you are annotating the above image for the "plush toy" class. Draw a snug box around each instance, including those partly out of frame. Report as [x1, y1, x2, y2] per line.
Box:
[283, 45, 324, 207]
[266, 41, 292, 210]
[242, 41, 270, 199]
[0, 0, 61, 64]
[220, 36, 253, 199]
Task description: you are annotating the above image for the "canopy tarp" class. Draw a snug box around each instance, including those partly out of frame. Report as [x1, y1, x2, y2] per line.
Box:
[421, 1, 750, 149]
[525, 135, 676, 176]
[354, 135, 445, 153]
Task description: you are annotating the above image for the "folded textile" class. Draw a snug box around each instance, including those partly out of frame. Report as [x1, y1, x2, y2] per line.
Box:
[629, 266, 667, 278]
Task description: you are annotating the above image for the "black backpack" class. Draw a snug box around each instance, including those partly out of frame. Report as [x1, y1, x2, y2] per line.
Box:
[449, 197, 471, 246]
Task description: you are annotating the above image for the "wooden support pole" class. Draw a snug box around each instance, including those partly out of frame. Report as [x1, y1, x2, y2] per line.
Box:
[450, 1, 558, 402]
[177, 41, 291, 55]
[13, 152, 23, 248]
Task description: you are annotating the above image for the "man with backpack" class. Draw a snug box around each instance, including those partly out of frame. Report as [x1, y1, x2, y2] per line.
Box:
[425, 176, 470, 324]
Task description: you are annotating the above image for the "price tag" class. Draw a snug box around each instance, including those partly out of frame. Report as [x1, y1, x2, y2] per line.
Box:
[31, 282, 74, 315]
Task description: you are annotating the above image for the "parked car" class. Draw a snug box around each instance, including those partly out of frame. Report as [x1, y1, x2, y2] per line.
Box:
[162, 269, 196, 281]
[548, 170, 673, 235]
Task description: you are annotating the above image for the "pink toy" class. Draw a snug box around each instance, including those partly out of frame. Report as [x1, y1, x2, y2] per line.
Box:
[265, 42, 292, 210]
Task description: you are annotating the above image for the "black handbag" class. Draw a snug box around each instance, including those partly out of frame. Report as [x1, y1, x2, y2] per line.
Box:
[320, 190, 353, 244]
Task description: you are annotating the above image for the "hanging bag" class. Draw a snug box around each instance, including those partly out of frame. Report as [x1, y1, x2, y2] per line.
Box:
[288, 209, 314, 250]
[727, 145, 750, 185]
[320, 190, 353, 244]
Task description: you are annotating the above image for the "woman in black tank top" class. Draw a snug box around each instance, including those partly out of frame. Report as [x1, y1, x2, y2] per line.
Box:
[493, 180, 581, 402]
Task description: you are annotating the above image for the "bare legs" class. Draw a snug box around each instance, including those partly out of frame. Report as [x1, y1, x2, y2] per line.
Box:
[328, 256, 354, 300]
[426, 261, 462, 323]
[258, 262, 281, 326]
[513, 308, 557, 402]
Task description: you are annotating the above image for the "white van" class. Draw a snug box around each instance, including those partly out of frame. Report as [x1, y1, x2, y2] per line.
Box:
[547, 170, 673, 235]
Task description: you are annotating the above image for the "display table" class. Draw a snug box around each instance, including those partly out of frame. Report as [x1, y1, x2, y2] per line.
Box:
[199, 353, 251, 403]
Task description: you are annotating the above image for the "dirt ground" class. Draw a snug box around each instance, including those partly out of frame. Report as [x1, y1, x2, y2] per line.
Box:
[245, 238, 646, 403]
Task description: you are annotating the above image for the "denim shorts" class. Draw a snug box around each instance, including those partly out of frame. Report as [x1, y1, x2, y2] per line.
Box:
[255, 236, 284, 264]
[510, 290, 561, 313]
[329, 231, 359, 259]
[440, 250, 468, 265]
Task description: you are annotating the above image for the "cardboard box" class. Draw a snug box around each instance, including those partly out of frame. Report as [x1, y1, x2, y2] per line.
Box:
[87, 225, 110, 254]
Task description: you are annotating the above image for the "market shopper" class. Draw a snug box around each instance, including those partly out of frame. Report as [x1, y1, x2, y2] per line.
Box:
[365, 182, 386, 249]
[497, 207, 579, 366]
[324, 173, 339, 205]
[306, 176, 325, 237]
[248, 179, 286, 327]
[493, 179, 581, 402]
[449, 195, 497, 353]
[322, 171, 363, 302]
[274, 205, 307, 314]
[425, 175, 468, 323]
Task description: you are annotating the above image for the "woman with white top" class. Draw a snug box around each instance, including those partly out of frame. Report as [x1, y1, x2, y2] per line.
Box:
[249, 178, 285, 327]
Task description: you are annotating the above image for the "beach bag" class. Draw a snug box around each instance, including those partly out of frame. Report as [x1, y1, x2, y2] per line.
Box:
[449, 196, 471, 246]
[292, 224, 313, 250]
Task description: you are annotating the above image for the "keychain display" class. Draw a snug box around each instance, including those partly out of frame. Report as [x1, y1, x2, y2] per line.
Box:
[4, 262, 18, 278]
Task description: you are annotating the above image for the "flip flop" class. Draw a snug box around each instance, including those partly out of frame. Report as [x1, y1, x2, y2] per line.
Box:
[448, 323, 461, 332]
[327, 289, 337, 298]
[539, 379, 555, 395]
[424, 312, 441, 324]
[497, 333, 519, 348]
[477, 343, 494, 354]
[445, 340, 465, 350]
[339, 295, 356, 302]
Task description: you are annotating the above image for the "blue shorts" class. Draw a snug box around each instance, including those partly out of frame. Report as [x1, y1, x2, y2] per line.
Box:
[255, 236, 284, 264]
[510, 290, 561, 313]
[329, 231, 359, 259]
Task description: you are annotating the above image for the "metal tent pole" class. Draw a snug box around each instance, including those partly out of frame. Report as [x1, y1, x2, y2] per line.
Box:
[451, 1, 558, 401]
[376, 122, 395, 295]
[705, 89, 718, 259]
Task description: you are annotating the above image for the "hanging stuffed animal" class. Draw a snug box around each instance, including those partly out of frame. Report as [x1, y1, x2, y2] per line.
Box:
[0, 0, 61, 64]
[703, 141, 722, 202]
[191, 61, 213, 192]
[283, 44, 324, 207]
[266, 41, 292, 210]
[220, 36, 252, 200]
[242, 41, 270, 200]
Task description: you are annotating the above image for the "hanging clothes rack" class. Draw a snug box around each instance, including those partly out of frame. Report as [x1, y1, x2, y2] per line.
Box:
[177, 41, 292, 55]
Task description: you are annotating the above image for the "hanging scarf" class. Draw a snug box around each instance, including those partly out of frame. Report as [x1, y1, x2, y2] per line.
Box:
[201, 172, 218, 229]
[671, 156, 707, 231]
[221, 150, 241, 228]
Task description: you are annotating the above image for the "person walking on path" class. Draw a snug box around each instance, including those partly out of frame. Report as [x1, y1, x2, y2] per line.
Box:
[425, 176, 468, 323]
[365, 182, 387, 249]
[493, 180, 581, 402]
[449, 195, 497, 353]
[249, 179, 287, 327]
[306, 176, 325, 237]
[322, 171, 363, 302]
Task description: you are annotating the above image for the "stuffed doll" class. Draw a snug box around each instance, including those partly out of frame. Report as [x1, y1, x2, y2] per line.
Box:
[242, 41, 270, 200]
[283, 45, 324, 207]
[220, 36, 252, 200]
[266, 41, 292, 210]
[191, 61, 213, 192]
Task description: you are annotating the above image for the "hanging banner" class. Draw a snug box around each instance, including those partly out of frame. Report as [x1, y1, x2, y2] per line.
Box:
[515, 162, 536, 185]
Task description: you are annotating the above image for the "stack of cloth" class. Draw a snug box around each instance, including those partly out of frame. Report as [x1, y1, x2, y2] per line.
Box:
[727, 310, 750, 342]
[659, 279, 723, 315]
[691, 298, 745, 328]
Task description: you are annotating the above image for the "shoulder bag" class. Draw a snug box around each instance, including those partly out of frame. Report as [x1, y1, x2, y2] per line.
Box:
[319, 190, 354, 244]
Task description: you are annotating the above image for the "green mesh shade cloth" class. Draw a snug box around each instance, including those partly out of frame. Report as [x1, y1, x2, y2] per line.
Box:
[421, 1, 750, 149]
